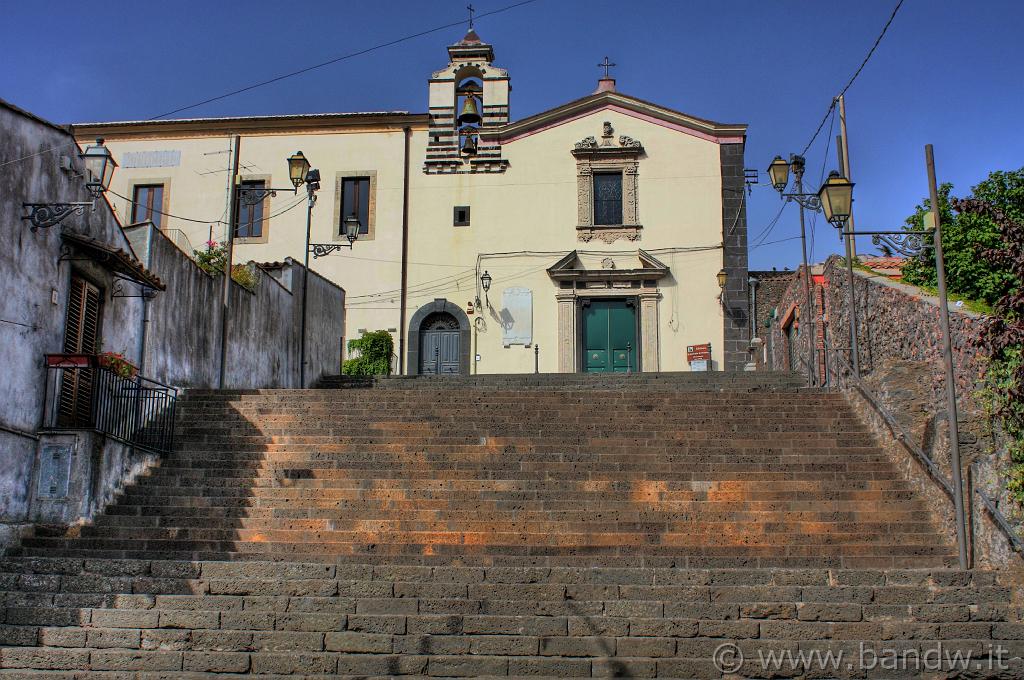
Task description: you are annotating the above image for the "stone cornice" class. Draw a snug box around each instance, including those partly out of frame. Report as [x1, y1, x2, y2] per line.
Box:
[499, 92, 746, 144]
[72, 112, 429, 140]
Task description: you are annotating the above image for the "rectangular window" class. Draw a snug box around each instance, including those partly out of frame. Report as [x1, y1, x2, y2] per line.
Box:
[593, 172, 623, 225]
[340, 177, 371, 235]
[131, 184, 164, 228]
[234, 180, 265, 238]
[453, 205, 471, 227]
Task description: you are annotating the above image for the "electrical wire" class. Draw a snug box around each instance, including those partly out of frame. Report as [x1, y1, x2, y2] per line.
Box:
[751, 235, 802, 250]
[799, 0, 905, 156]
[1, 1, 544, 168]
[150, 0, 543, 120]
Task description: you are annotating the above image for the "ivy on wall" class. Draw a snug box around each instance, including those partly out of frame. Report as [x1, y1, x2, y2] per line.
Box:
[342, 330, 394, 376]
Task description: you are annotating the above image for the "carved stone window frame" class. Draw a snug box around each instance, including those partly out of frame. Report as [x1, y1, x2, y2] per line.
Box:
[572, 128, 643, 244]
[333, 171, 378, 242]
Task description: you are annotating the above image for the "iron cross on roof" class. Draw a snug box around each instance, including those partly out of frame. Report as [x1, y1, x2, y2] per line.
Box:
[467, 4, 475, 29]
[598, 56, 616, 78]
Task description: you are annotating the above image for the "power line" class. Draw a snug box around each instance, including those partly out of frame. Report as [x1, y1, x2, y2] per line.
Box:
[800, 0, 905, 156]
[751, 235, 802, 250]
[150, 0, 543, 120]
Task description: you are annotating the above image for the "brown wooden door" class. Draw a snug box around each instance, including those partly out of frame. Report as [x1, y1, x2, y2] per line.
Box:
[58, 276, 102, 427]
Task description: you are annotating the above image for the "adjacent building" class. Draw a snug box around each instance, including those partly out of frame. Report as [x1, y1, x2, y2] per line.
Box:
[74, 29, 752, 375]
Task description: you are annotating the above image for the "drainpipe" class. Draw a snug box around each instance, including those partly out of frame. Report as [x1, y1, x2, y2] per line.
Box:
[398, 127, 411, 375]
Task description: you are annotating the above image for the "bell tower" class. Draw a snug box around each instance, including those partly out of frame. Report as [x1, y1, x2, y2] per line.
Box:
[424, 28, 510, 174]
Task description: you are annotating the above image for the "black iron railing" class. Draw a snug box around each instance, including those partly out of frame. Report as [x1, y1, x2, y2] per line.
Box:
[42, 355, 177, 454]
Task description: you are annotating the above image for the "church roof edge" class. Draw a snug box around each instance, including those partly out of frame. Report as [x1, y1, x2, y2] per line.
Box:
[499, 91, 746, 143]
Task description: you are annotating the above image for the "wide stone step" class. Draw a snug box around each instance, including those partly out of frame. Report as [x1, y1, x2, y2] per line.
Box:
[3, 559, 1017, 677]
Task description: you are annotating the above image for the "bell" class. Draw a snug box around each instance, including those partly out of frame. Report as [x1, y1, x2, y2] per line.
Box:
[461, 134, 478, 156]
[458, 94, 482, 125]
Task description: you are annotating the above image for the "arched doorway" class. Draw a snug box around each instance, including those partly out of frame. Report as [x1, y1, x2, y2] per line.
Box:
[419, 312, 461, 374]
[407, 299, 471, 375]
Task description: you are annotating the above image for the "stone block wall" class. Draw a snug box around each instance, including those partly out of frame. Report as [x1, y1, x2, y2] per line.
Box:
[768, 254, 1021, 567]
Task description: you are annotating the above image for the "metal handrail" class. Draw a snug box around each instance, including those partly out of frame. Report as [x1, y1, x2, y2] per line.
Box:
[824, 342, 1022, 555]
[42, 355, 177, 454]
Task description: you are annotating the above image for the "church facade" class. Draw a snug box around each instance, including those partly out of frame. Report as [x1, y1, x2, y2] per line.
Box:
[74, 30, 751, 377]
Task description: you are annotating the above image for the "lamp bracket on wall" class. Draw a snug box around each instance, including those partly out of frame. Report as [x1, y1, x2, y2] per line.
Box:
[22, 202, 93, 231]
[111, 275, 159, 300]
[309, 242, 354, 259]
[842, 229, 933, 257]
[237, 186, 297, 206]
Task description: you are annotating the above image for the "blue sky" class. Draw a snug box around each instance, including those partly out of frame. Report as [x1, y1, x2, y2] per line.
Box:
[3, 0, 1021, 269]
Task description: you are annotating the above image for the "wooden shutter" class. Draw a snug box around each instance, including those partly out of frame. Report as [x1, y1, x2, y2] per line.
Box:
[58, 276, 102, 426]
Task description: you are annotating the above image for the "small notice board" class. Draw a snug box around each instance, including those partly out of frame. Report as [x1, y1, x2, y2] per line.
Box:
[687, 343, 712, 371]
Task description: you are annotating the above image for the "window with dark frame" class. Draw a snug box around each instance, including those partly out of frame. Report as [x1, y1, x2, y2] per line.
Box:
[340, 177, 371, 235]
[234, 180, 265, 238]
[593, 172, 623, 225]
[453, 206, 471, 227]
[131, 184, 164, 228]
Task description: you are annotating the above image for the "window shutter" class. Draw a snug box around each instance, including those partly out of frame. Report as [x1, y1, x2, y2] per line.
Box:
[58, 276, 102, 427]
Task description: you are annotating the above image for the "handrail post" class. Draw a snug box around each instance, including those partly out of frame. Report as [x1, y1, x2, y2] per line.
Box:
[926, 144, 969, 570]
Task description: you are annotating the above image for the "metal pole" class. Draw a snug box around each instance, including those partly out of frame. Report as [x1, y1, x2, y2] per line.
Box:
[534, 344, 539, 374]
[926, 143, 968, 570]
[218, 134, 241, 389]
[837, 95, 857, 258]
[299, 186, 314, 387]
[793, 160, 817, 386]
[844, 229, 861, 378]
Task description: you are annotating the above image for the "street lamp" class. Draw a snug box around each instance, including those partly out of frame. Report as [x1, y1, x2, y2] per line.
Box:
[287, 151, 311, 189]
[767, 153, 821, 385]
[818, 171, 854, 229]
[81, 138, 117, 198]
[22, 138, 117, 231]
[480, 270, 492, 293]
[767, 155, 790, 193]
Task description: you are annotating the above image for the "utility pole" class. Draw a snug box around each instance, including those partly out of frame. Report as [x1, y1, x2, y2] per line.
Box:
[835, 133, 861, 378]
[218, 134, 241, 389]
[837, 95, 856, 258]
[926, 144, 968, 570]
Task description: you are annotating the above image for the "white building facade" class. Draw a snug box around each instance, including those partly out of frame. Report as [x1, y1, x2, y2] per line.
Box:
[75, 30, 751, 377]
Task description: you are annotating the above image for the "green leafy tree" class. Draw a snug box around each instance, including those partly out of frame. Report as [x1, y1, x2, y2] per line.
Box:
[342, 330, 394, 376]
[901, 169, 1023, 305]
[953, 197, 1024, 500]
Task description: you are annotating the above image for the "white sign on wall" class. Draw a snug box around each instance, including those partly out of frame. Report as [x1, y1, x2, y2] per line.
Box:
[122, 150, 181, 168]
[500, 287, 532, 347]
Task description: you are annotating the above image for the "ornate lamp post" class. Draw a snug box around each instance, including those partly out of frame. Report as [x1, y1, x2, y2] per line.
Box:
[22, 138, 117, 231]
[480, 270, 492, 306]
[297, 159, 361, 386]
[767, 154, 822, 384]
[816, 171, 862, 378]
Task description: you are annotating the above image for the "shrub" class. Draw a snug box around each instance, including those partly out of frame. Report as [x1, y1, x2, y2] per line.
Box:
[342, 330, 394, 376]
[193, 240, 260, 292]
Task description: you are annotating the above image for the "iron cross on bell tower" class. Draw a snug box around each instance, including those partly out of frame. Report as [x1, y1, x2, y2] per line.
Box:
[467, 4, 475, 29]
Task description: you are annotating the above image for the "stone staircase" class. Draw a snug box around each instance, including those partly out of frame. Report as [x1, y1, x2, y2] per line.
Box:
[2, 372, 1020, 677]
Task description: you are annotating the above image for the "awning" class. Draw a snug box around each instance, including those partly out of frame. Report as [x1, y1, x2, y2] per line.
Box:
[61, 232, 166, 291]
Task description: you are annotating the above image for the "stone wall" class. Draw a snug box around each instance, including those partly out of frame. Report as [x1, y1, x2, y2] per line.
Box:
[125, 224, 346, 390]
[1, 99, 347, 552]
[0, 100, 145, 549]
[769, 254, 1021, 567]
[719, 143, 751, 371]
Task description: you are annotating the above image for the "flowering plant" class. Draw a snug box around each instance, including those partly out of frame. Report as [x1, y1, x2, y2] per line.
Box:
[97, 352, 138, 379]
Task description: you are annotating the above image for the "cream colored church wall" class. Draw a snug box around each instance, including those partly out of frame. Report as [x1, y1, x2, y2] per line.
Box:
[96, 129, 412, 366]
[403, 108, 728, 373]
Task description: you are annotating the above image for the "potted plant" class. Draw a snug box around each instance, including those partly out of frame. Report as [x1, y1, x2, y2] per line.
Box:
[97, 351, 139, 379]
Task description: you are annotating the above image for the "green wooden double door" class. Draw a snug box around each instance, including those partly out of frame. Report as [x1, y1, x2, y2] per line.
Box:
[582, 299, 637, 373]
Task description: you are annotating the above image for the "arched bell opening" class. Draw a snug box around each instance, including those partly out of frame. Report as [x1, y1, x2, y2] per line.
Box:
[455, 74, 483, 157]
